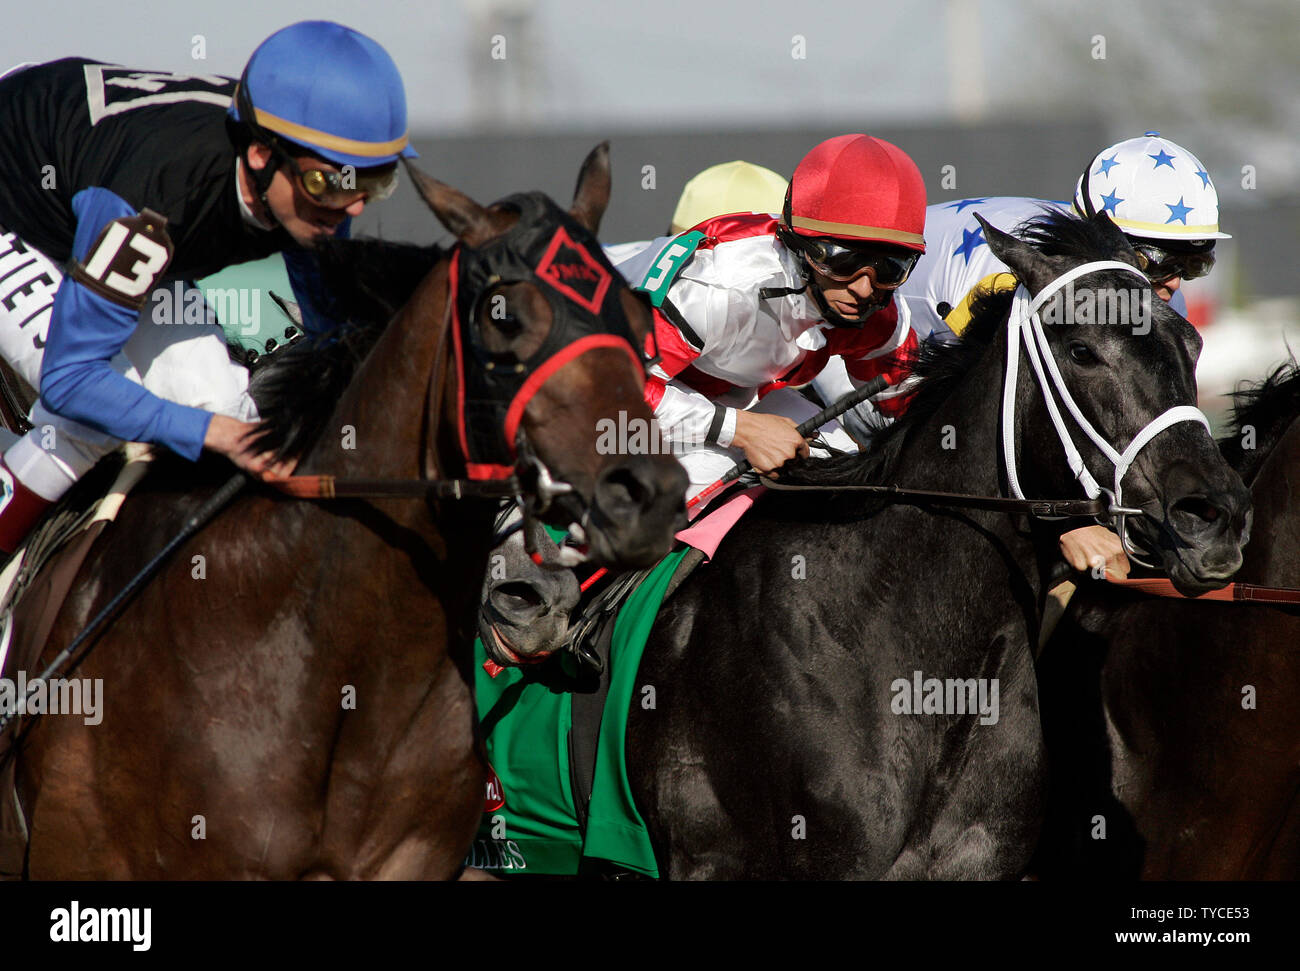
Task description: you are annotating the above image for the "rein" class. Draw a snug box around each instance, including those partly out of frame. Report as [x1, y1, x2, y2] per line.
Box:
[760, 478, 1109, 518]
[1103, 574, 1300, 605]
[267, 475, 520, 500]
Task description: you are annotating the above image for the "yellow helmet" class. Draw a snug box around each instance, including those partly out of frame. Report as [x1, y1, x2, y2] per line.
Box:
[669, 160, 790, 234]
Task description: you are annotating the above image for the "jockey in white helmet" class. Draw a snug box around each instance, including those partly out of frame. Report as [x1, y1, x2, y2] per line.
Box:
[888, 131, 1226, 346]
[1071, 131, 1225, 309]
[811, 132, 1228, 589]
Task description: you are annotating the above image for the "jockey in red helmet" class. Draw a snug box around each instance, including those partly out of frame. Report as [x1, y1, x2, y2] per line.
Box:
[775, 134, 927, 329]
[611, 133, 927, 502]
[476, 134, 930, 671]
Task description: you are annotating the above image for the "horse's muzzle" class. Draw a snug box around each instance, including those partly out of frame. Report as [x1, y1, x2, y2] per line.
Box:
[1135, 463, 1252, 596]
[584, 454, 688, 568]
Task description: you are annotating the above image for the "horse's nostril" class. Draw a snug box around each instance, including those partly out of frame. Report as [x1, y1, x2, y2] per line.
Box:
[599, 465, 653, 510]
[491, 581, 545, 615]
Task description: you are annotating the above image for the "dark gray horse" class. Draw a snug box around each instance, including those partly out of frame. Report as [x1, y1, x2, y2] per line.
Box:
[623, 211, 1251, 878]
[479, 504, 581, 664]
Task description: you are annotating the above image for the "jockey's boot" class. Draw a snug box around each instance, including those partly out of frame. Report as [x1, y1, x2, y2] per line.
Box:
[0, 458, 54, 554]
[1037, 559, 1078, 656]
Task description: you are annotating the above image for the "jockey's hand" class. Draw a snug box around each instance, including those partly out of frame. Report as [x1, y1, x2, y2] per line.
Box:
[204, 414, 298, 482]
[731, 410, 810, 475]
[1059, 523, 1130, 579]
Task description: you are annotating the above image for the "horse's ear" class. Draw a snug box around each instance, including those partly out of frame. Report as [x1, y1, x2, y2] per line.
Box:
[974, 212, 1057, 293]
[403, 160, 496, 247]
[1091, 210, 1143, 269]
[569, 142, 611, 234]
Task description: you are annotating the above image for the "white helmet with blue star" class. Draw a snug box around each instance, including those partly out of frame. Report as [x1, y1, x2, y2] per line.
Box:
[1073, 131, 1231, 242]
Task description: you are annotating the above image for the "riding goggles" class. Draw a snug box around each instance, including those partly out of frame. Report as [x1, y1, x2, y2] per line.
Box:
[799, 237, 920, 287]
[280, 151, 399, 207]
[1131, 243, 1215, 284]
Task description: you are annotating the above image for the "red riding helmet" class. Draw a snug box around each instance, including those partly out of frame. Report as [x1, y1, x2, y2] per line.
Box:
[783, 134, 927, 253]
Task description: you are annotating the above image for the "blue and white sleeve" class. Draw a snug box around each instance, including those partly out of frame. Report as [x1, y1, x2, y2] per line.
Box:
[40, 188, 211, 461]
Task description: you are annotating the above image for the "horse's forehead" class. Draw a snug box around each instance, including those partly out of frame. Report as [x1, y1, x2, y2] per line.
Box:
[481, 192, 599, 252]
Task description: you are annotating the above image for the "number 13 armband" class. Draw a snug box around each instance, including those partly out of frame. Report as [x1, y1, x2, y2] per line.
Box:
[69, 208, 174, 310]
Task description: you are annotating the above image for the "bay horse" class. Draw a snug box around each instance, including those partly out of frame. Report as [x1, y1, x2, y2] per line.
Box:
[621, 210, 1252, 878]
[5, 144, 687, 879]
[1036, 361, 1300, 880]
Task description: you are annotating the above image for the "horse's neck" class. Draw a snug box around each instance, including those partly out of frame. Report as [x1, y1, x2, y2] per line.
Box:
[897, 332, 1009, 498]
[314, 259, 454, 479]
[886, 324, 1052, 587]
[1242, 404, 1300, 488]
[1246, 414, 1300, 555]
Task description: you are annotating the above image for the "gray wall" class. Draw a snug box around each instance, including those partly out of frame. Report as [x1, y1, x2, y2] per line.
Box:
[355, 120, 1298, 301]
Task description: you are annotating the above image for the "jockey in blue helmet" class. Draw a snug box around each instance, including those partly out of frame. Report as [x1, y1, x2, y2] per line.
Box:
[228, 19, 419, 246]
[0, 21, 417, 554]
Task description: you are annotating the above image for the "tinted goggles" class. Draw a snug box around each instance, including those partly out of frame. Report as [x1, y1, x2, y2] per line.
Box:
[1132, 243, 1215, 284]
[800, 237, 919, 287]
[280, 152, 399, 207]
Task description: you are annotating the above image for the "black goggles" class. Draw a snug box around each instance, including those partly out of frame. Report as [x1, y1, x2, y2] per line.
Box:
[1131, 243, 1215, 284]
[277, 149, 398, 208]
[799, 237, 920, 287]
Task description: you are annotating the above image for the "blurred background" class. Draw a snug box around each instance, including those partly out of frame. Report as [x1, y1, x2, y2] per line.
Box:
[9, 0, 1297, 427]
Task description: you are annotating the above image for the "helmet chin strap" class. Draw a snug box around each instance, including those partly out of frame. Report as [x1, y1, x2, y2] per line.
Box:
[773, 223, 893, 327]
[244, 149, 283, 230]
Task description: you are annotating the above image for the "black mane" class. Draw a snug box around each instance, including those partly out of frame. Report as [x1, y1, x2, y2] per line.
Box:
[250, 237, 442, 460]
[1011, 204, 1134, 264]
[781, 208, 1130, 489]
[1218, 358, 1300, 482]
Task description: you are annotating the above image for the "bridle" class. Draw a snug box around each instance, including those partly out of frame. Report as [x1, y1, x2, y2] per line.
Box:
[272, 192, 654, 562]
[1000, 260, 1210, 567]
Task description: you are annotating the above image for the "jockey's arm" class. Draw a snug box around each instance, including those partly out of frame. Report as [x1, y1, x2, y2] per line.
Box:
[40, 188, 288, 478]
[646, 282, 807, 472]
[42, 188, 210, 460]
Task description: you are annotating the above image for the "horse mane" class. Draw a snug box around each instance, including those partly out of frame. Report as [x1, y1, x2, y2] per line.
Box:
[250, 237, 443, 460]
[1218, 357, 1300, 482]
[781, 208, 1135, 490]
[781, 288, 1010, 489]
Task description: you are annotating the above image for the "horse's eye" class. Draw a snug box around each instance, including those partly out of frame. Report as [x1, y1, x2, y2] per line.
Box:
[487, 302, 523, 336]
[1068, 341, 1097, 365]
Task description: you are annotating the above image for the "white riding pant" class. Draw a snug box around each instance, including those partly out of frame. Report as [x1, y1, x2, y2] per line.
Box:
[676, 387, 858, 502]
[0, 226, 258, 500]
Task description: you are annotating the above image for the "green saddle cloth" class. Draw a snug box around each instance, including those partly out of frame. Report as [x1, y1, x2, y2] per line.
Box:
[467, 546, 689, 878]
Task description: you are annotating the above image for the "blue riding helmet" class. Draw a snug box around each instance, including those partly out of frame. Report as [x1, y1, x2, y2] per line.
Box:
[230, 20, 417, 169]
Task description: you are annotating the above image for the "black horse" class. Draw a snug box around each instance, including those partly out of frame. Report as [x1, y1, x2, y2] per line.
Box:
[1036, 361, 1300, 880]
[622, 210, 1252, 879]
